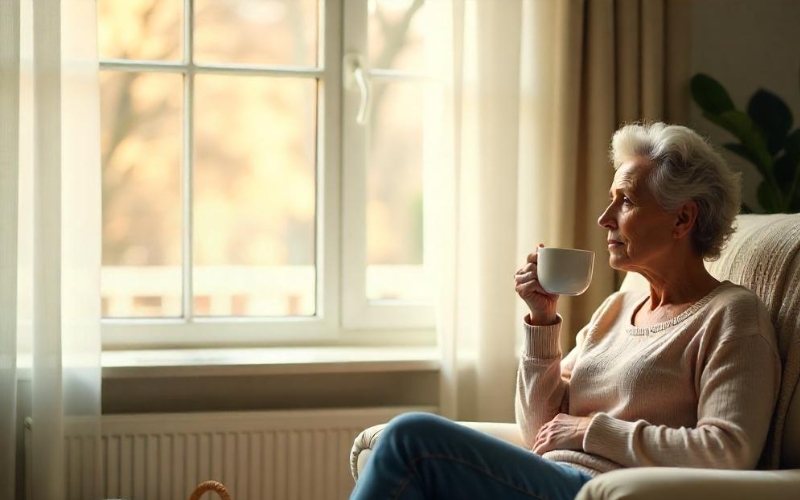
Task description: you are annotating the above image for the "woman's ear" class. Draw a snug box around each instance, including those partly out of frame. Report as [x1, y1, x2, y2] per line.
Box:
[673, 200, 698, 239]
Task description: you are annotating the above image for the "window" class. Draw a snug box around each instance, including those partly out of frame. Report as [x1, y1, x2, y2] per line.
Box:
[98, 0, 440, 347]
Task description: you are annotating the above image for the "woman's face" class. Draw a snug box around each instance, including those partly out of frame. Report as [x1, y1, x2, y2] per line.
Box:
[597, 157, 677, 272]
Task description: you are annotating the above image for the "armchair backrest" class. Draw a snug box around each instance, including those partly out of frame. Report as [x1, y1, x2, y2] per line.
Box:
[620, 213, 800, 469]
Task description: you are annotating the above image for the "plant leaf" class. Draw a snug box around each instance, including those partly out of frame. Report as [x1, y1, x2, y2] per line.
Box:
[773, 129, 800, 189]
[747, 89, 793, 154]
[703, 110, 773, 176]
[691, 74, 735, 114]
[757, 181, 782, 213]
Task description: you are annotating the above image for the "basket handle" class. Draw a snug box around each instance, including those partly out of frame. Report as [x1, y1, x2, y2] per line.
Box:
[188, 480, 231, 500]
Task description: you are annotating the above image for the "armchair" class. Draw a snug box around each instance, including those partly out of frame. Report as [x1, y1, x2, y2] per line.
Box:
[350, 213, 800, 499]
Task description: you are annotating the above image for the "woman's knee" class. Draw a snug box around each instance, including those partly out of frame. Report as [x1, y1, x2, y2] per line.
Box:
[386, 412, 451, 435]
[379, 413, 453, 452]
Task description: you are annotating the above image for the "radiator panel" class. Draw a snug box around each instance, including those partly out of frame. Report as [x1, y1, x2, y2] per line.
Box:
[28, 406, 435, 500]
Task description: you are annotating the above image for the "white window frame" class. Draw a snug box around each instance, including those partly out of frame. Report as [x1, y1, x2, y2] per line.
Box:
[340, 0, 435, 330]
[101, 0, 436, 349]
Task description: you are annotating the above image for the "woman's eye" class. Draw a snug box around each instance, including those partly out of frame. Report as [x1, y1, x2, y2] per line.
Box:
[621, 196, 632, 205]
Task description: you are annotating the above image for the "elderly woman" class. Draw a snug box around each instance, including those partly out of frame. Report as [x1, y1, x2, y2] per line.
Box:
[350, 123, 781, 500]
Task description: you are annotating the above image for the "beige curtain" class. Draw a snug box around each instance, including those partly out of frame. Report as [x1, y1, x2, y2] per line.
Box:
[435, 0, 691, 423]
[0, 0, 21, 494]
[522, 0, 692, 351]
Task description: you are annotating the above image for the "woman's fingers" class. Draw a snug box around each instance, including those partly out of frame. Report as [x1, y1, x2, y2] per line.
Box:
[534, 424, 558, 454]
[515, 262, 536, 279]
[526, 244, 546, 264]
[533, 420, 552, 454]
[533, 433, 544, 452]
[515, 280, 535, 296]
[514, 271, 534, 284]
[515, 278, 549, 297]
[518, 245, 544, 277]
[533, 437, 550, 455]
[517, 246, 556, 307]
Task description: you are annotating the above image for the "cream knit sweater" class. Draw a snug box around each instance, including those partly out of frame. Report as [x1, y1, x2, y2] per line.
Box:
[515, 281, 781, 477]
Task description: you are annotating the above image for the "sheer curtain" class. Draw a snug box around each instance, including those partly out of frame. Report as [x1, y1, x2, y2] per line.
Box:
[0, 1, 102, 499]
[432, 0, 691, 422]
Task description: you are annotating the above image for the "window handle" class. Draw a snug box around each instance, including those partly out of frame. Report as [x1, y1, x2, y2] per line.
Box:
[343, 53, 372, 126]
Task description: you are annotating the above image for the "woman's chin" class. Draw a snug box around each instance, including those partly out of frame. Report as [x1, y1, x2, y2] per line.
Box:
[607, 255, 629, 271]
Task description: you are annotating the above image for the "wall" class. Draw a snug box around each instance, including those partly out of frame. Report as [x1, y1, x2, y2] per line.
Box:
[689, 0, 800, 210]
[102, 370, 439, 414]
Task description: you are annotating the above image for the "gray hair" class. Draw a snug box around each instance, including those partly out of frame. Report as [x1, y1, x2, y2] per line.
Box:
[610, 122, 741, 260]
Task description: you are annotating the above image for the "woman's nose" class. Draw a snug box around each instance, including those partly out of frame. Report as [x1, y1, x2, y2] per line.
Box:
[598, 205, 616, 229]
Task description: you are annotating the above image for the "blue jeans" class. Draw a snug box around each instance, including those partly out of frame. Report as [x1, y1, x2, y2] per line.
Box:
[351, 413, 593, 500]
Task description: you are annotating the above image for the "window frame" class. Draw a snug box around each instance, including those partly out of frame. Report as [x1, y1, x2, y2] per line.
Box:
[100, 0, 436, 349]
[339, 0, 435, 330]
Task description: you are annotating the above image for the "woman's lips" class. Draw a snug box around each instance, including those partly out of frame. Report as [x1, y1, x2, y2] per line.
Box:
[607, 240, 623, 248]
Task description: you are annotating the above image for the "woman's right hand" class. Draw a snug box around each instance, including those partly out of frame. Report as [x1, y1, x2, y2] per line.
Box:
[515, 244, 559, 325]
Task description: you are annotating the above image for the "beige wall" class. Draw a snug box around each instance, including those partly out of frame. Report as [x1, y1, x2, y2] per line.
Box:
[689, 0, 800, 210]
[102, 370, 439, 414]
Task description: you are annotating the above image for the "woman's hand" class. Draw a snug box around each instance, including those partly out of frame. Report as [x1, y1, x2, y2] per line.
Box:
[532, 413, 592, 455]
[515, 244, 559, 325]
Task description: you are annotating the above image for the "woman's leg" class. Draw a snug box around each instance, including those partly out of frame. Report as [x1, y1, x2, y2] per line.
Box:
[350, 413, 592, 500]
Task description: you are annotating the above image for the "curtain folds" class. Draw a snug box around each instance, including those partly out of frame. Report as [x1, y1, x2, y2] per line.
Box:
[436, 0, 690, 422]
[0, 0, 102, 499]
[0, 0, 22, 495]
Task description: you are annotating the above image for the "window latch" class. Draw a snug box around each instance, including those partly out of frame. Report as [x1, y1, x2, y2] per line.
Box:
[343, 53, 372, 126]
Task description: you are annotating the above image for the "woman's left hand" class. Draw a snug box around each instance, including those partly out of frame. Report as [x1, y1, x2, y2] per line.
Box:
[532, 413, 592, 455]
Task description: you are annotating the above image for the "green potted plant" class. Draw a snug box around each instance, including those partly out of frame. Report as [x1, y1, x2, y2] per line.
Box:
[690, 73, 800, 213]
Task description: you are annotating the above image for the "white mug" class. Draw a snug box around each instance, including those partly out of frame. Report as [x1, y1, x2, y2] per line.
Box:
[537, 247, 595, 296]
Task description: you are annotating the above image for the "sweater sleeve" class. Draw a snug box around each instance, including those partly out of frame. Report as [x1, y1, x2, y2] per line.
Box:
[514, 316, 587, 449]
[583, 329, 781, 469]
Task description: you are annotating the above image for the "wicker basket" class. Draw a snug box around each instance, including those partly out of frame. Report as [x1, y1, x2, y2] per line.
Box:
[188, 481, 231, 500]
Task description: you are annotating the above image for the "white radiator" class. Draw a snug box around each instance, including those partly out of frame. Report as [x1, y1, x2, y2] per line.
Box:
[26, 406, 436, 500]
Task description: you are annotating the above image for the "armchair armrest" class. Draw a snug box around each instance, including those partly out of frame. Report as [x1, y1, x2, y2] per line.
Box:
[576, 467, 800, 500]
[350, 421, 524, 481]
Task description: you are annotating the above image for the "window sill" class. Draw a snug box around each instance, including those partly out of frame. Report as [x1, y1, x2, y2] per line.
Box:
[101, 346, 440, 378]
[14, 346, 440, 380]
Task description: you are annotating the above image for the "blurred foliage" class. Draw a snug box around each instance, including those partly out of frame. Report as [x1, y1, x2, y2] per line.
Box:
[691, 72, 800, 213]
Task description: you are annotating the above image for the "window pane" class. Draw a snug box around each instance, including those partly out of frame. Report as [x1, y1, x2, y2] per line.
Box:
[367, 82, 431, 302]
[98, 0, 183, 61]
[100, 71, 183, 318]
[368, 0, 430, 73]
[193, 75, 317, 317]
[194, 0, 318, 67]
